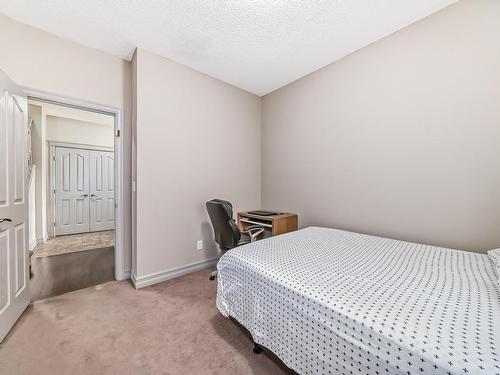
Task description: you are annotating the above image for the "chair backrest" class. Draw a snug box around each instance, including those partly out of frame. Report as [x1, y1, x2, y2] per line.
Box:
[206, 199, 241, 251]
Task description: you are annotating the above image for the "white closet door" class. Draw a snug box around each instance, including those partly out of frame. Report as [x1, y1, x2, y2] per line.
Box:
[54, 147, 90, 235]
[0, 73, 30, 342]
[89, 151, 114, 232]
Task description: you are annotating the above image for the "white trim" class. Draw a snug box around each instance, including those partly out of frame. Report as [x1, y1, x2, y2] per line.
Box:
[23, 88, 128, 281]
[48, 145, 55, 238]
[36, 237, 47, 245]
[48, 141, 113, 152]
[130, 257, 219, 289]
[29, 239, 37, 251]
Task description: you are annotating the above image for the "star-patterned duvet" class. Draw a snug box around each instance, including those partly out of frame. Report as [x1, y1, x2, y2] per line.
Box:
[216, 227, 500, 375]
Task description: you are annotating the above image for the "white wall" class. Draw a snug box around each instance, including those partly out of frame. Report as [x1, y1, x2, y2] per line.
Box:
[0, 15, 132, 276]
[28, 104, 46, 242]
[262, 0, 500, 252]
[133, 49, 261, 282]
[46, 116, 114, 148]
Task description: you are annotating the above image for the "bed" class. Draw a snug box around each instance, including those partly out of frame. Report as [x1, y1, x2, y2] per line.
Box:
[216, 226, 499, 375]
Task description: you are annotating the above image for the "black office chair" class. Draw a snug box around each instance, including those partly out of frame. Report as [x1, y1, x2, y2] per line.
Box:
[206, 199, 264, 280]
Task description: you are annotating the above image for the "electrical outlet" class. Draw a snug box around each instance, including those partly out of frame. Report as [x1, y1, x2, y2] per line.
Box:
[196, 240, 203, 250]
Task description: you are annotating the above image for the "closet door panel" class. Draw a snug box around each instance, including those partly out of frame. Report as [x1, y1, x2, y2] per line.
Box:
[89, 151, 114, 232]
[54, 147, 90, 235]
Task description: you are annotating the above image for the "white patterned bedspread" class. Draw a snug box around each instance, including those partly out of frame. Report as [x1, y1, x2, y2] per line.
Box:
[216, 227, 500, 375]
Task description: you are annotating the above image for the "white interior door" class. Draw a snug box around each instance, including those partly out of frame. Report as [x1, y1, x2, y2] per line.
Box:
[0, 72, 30, 342]
[89, 150, 115, 232]
[54, 147, 90, 235]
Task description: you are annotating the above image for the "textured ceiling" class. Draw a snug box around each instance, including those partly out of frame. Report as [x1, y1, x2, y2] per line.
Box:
[0, 0, 457, 96]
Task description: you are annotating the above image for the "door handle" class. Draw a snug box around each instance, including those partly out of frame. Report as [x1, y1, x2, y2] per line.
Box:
[0, 218, 11, 231]
[81, 194, 89, 198]
[91, 194, 98, 198]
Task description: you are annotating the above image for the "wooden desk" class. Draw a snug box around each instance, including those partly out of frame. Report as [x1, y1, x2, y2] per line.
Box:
[237, 211, 298, 237]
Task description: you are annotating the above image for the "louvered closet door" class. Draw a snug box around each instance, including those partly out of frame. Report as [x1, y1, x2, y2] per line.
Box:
[54, 147, 90, 235]
[89, 150, 115, 232]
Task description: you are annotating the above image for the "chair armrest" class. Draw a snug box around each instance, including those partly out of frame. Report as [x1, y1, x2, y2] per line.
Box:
[242, 226, 265, 242]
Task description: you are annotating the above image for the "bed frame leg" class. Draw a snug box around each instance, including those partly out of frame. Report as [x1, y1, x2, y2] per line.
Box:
[253, 343, 263, 354]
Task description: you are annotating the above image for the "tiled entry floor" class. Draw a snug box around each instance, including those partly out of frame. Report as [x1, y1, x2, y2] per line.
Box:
[33, 231, 114, 257]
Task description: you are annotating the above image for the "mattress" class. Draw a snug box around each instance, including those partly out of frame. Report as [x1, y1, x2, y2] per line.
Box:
[216, 227, 500, 375]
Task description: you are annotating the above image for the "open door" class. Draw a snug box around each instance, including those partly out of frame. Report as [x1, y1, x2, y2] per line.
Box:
[0, 70, 30, 342]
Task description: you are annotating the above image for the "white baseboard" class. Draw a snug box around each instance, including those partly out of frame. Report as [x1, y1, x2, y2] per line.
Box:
[130, 257, 219, 289]
[114, 269, 131, 282]
[130, 272, 138, 288]
[30, 237, 47, 250]
[29, 239, 37, 251]
[37, 237, 48, 244]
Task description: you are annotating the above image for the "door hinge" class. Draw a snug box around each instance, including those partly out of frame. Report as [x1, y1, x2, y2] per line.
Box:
[114, 129, 121, 137]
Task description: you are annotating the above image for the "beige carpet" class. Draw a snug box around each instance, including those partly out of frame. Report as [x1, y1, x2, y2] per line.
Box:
[0, 269, 292, 375]
[34, 231, 115, 257]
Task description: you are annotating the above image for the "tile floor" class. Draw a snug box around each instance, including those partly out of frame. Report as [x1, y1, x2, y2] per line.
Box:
[33, 230, 114, 257]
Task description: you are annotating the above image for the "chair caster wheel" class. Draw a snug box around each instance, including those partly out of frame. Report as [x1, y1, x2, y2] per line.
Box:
[209, 275, 215, 280]
[253, 343, 263, 354]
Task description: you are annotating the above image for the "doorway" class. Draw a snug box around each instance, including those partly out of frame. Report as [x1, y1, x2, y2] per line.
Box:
[0, 71, 126, 342]
[27, 100, 118, 300]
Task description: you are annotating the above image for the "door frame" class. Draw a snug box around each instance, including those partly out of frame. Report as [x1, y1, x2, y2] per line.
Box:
[24, 90, 127, 281]
[48, 142, 114, 238]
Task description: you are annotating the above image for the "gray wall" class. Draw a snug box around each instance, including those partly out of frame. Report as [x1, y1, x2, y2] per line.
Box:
[133, 49, 261, 278]
[262, 0, 500, 252]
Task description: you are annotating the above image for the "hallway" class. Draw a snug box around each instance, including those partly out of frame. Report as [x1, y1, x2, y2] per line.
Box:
[30, 231, 115, 301]
[30, 246, 114, 301]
